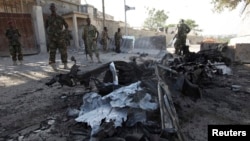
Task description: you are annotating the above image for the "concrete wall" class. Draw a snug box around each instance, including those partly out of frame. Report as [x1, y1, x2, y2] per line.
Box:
[38, 0, 80, 15]
[234, 43, 250, 63]
[32, 6, 47, 53]
[63, 0, 81, 4]
[90, 19, 203, 49]
[96, 11, 114, 20]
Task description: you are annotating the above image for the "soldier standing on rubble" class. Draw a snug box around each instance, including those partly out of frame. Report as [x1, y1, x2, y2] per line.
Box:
[82, 17, 101, 63]
[45, 3, 69, 71]
[114, 28, 123, 53]
[101, 26, 110, 52]
[5, 21, 23, 66]
[174, 19, 190, 55]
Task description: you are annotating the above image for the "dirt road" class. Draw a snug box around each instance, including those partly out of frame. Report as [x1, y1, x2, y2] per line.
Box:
[0, 47, 250, 141]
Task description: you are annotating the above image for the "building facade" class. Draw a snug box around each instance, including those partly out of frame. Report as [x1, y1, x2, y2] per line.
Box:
[0, 0, 117, 55]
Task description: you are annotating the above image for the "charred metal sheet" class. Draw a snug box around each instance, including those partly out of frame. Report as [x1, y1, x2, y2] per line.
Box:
[160, 47, 233, 101]
[75, 81, 158, 136]
[78, 61, 140, 87]
[186, 44, 232, 66]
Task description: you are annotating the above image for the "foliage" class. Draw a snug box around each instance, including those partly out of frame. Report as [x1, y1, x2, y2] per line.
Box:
[166, 24, 176, 27]
[185, 19, 203, 32]
[143, 8, 168, 31]
[185, 19, 198, 30]
[211, 0, 249, 12]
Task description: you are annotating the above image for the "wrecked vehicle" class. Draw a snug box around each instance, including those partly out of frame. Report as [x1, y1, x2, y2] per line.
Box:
[45, 56, 184, 141]
[44, 41, 233, 140]
[161, 42, 232, 100]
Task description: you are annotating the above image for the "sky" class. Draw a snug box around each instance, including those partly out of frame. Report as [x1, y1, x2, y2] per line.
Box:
[81, 0, 243, 36]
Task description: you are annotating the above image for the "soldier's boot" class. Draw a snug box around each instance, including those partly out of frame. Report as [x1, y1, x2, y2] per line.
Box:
[89, 56, 94, 63]
[64, 63, 69, 69]
[97, 57, 102, 63]
[50, 63, 58, 71]
[13, 61, 17, 66]
[19, 60, 23, 65]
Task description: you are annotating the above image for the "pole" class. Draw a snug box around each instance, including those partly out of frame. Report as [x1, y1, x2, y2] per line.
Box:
[102, 0, 105, 28]
[124, 0, 127, 35]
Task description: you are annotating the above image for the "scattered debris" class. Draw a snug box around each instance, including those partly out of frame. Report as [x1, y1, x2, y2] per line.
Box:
[42, 44, 237, 140]
[231, 85, 242, 92]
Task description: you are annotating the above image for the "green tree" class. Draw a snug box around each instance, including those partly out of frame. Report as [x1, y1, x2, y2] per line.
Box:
[143, 8, 168, 31]
[166, 24, 176, 28]
[211, 0, 249, 12]
[185, 19, 198, 30]
[185, 19, 203, 33]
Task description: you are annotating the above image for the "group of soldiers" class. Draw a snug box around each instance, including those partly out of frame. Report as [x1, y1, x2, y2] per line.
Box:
[5, 3, 123, 71]
[100, 27, 123, 53]
[5, 3, 190, 71]
[82, 17, 123, 64]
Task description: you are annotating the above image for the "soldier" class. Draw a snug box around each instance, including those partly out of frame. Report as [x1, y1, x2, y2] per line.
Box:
[101, 26, 110, 51]
[5, 21, 23, 65]
[82, 17, 101, 63]
[45, 3, 69, 71]
[64, 29, 73, 47]
[174, 19, 190, 55]
[114, 28, 123, 53]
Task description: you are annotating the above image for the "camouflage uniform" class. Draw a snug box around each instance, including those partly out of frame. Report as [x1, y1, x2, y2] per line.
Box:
[82, 24, 99, 60]
[101, 30, 109, 51]
[63, 29, 72, 47]
[5, 27, 23, 62]
[114, 31, 122, 53]
[45, 14, 68, 64]
[174, 22, 190, 55]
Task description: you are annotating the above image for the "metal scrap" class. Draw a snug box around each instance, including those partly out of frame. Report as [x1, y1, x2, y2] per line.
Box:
[75, 81, 158, 137]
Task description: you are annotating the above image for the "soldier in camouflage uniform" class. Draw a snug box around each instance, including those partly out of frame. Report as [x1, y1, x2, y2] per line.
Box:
[45, 3, 69, 71]
[174, 19, 190, 55]
[82, 17, 101, 63]
[63, 29, 73, 47]
[114, 28, 123, 53]
[5, 21, 23, 65]
[101, 27, 110, 51]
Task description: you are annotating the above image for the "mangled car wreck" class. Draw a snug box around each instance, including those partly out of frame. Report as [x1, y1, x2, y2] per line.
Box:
[44, 42, 233, 141]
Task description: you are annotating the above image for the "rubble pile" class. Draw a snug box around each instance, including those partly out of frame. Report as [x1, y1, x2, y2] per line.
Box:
[44, 56, 184, 141]
[160, 44, 232, 100]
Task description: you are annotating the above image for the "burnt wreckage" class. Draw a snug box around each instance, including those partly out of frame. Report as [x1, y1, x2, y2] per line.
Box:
[45, 43, 232, 141]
